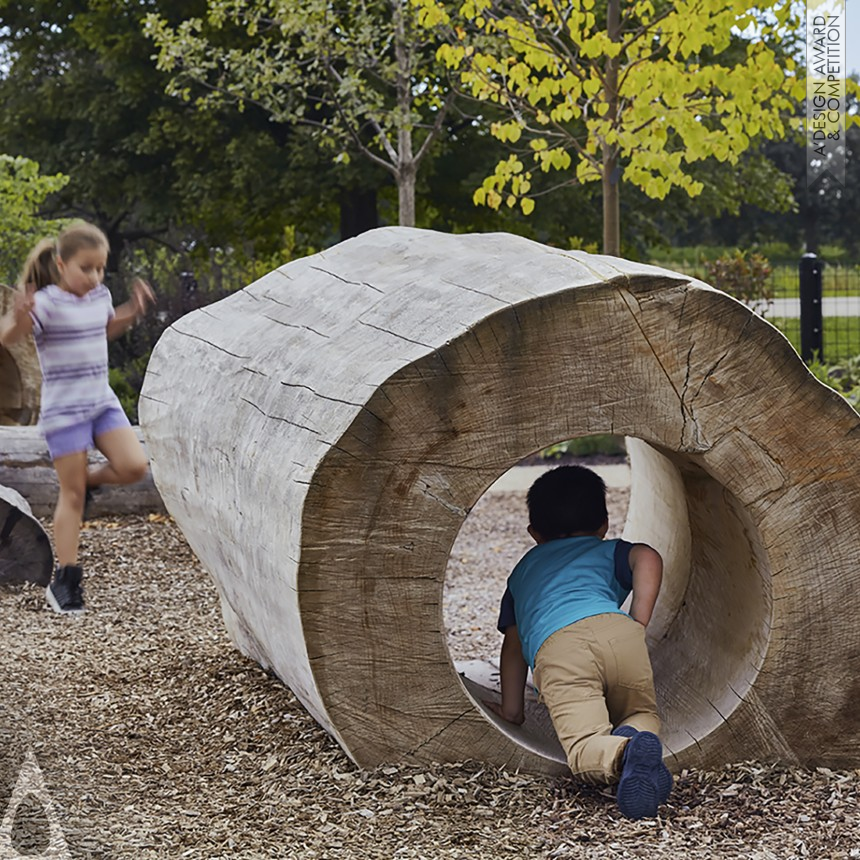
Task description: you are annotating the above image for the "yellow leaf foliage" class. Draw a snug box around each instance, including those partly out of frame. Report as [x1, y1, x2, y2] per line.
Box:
[447, 0, 800, 217]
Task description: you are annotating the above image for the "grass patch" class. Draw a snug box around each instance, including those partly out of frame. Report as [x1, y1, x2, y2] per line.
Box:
[646, 246, 860, 301]
[648, 262, 860, 300]
[770, 316, 860, 363]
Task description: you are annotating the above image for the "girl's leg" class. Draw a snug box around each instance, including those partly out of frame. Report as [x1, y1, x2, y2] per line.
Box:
[53, 451, 89, 566]
[89, 425, 148, 487]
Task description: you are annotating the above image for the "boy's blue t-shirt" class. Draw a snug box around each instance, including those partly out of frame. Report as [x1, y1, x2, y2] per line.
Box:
[497, 537, 634, 669]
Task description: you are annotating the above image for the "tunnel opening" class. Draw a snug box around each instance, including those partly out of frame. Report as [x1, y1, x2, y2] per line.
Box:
[444, 435, 773, 768]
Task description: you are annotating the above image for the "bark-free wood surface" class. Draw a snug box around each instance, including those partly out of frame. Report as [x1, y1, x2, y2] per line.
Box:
[140, 227, 860, 773]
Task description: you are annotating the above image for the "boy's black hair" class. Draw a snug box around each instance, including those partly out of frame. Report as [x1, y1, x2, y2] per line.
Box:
[526, 465, 608, 539]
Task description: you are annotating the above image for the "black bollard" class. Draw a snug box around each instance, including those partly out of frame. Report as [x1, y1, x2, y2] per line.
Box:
[799, 253, 824, 362]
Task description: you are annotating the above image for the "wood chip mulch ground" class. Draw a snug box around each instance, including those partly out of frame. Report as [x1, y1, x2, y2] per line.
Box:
[0, 482, 858, 859]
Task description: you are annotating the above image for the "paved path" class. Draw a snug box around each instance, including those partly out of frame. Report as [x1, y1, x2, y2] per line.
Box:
[768, 297, 860, 318]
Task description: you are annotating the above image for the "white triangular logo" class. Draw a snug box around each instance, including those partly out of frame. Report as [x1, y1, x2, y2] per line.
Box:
[0, 750, 70, 859]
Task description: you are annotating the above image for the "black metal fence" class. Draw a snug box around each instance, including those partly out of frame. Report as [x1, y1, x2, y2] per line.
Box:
[666, 256, 860, 365]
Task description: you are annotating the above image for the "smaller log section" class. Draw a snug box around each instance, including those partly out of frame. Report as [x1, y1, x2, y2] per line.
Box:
[0, 427, 165, 518]
[0, 285, 41, 427]
[0, 484, 52, 586]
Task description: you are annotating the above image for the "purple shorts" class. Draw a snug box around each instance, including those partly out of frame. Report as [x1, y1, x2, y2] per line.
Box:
[44, 404, 131, 460]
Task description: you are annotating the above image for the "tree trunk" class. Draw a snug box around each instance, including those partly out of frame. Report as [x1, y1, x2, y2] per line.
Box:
[602, 155, 620, 256]
[140, 227, 860, 774]
[397, 161, 416, 228]
[393, 0, 416, 228]
[0, 426, 164, 518]
[602, 0, 621, 256]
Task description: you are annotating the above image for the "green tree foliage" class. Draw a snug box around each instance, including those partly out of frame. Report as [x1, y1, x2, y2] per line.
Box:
[145, 0, 462, 227]
[420, 0, 804, 254]
[0, 155, 69, 285]
[0, 0, 333, 265]
[653, 76, 860, 258]
[685, 95, 860, 257]
[0, 1, 184, 257]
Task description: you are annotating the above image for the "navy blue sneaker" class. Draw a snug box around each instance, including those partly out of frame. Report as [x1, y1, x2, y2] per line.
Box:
[612, 725, 638, 739]
[616, 731, 672, 819]
[613, 726, 672, 804]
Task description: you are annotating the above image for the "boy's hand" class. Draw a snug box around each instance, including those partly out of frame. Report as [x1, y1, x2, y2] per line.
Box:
[483, 699, 525, 725]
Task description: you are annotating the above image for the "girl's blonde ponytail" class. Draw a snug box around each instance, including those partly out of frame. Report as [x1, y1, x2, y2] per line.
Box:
[18, 238, 59, 290]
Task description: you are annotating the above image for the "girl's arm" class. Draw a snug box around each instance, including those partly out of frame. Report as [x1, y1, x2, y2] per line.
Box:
[107, 278, 155, 341]
[0, 286, 35, 347]
[628, 543, 663, 627]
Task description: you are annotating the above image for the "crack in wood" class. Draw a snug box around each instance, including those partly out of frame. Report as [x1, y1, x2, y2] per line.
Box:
[263, 314, 330, 338]
[308, 265, 384, 294]
[440, 279, 512, 306]
[617, 287, 697, 448]
[406, 708, 474, 758]
[258, 294, 294, 309]
[357, 320, 433, 349]
[420, 483, 467, 518]
[679, 343, 703, 451]
[170, 327, 251, 359]
[279, 381, 362, 407]
[240, 397, 320, 435]
[360, 406, 393, 431]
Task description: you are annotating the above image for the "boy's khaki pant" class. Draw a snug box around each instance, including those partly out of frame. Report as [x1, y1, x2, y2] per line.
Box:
[533, 613, 660, 784]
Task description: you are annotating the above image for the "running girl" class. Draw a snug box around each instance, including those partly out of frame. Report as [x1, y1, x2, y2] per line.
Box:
[0, 221, 155, 614]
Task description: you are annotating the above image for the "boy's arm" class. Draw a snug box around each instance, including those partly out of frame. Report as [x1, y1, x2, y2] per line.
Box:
[628, 544, 663, 627]
[485, 625, 527, 725]
[0, 286, 35, 347]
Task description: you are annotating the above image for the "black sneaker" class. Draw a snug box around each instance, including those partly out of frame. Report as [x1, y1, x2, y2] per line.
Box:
[46, 565, 86, 615]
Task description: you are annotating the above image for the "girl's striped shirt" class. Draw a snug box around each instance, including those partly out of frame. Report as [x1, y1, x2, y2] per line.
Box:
[30, 284, 116, 433]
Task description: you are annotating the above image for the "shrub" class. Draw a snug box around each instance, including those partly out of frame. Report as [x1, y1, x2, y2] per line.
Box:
[753, 241, 795, 263]
[704, 250, 773, 315]
[807, 354, 860, 409]
[540, 435, 627, 459]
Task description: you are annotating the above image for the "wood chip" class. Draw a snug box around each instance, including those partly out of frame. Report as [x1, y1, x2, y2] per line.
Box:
[0, 495, 856, 858]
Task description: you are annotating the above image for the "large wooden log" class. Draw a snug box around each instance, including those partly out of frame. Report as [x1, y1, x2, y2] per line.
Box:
[0, 484, 52, 586]
[140, 227, 860, 773]
[0, 427, 165, 518]
[0, 285, 40, 427]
